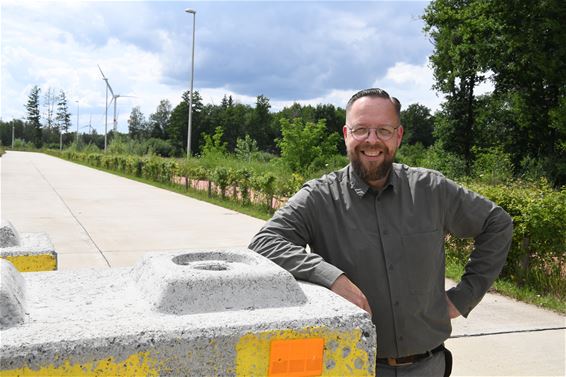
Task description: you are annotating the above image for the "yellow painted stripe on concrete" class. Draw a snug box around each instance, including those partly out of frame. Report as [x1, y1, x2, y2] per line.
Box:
[0, 351, 162, 376]
[2, 254, 56, 272]
[236, 327, 374, 377]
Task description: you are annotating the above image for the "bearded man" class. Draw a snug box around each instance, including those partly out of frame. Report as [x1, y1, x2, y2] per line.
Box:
[248, 88, 513, 377]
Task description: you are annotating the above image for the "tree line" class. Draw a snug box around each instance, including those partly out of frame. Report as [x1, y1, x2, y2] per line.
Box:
[1, 0, 564, 186]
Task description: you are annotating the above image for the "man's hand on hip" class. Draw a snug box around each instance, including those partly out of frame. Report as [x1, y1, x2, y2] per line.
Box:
[330, 274, 372, 315]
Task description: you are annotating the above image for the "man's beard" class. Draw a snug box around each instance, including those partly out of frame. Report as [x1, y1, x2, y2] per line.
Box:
[348, 145, 394, 184]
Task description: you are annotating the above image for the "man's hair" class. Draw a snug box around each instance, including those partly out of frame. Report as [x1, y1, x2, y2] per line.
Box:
[346, 88, 401, 117]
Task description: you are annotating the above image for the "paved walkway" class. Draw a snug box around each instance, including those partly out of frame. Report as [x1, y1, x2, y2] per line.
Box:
[1, 151, 564, 376]
[1, 151, 265, 269]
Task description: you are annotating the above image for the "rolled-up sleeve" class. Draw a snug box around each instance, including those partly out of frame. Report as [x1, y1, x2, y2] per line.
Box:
[443, 178, 513, 317]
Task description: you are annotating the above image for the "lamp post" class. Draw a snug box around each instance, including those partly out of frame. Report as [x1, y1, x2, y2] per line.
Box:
[75, 100, 80, 144]
[185, 8, 196, 158]
[12, 122, 15, 149]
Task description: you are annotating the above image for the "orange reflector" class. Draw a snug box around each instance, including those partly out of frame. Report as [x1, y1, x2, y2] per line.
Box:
[268, 338, 324, 377]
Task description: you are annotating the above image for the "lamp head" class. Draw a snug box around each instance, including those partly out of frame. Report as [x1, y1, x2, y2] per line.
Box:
[185, 8, 196, 14]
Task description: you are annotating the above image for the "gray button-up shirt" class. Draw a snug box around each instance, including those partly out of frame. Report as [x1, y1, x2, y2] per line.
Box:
[249, 163, 513, 358]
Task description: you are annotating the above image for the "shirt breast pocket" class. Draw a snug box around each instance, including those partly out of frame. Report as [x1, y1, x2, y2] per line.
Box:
[401, 229, 444, 295]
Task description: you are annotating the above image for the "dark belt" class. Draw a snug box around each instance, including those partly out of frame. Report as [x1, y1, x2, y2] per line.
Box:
[377, 344, 445, 367]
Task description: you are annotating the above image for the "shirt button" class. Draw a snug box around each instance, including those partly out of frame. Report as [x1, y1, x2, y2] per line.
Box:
[399, 336, 404, 341]
[388, 265, 394, 271]
[394, 301, 400, 306]
[383, 229, 389, 235]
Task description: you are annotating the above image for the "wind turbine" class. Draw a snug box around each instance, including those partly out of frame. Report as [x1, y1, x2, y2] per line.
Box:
[111, 94, 136, 132]
[97, 64, 114, 152]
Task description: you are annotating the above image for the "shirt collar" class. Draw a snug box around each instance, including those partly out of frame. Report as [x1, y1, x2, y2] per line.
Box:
[347, 163, 399, 197]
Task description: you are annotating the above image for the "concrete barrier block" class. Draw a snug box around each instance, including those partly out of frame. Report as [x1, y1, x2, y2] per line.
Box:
[0, 249, 376, 376]
[0, 259, 27, 329]
[0, 228, 57, 272]
[131, 249, 308, 314]
[0, 220, 20, 248]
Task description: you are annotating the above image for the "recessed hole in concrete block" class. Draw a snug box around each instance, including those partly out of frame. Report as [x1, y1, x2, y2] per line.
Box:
[190, 261, 230, 271]
[171, 251, 250, 266]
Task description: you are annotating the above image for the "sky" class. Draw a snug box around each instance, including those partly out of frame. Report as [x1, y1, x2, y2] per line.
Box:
[1, 0, 451, 134]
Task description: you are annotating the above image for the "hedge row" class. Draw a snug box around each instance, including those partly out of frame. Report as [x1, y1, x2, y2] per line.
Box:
[47, 150, 305, 209]
[447, 180, 565, 298]
[47, 150, 565, 298]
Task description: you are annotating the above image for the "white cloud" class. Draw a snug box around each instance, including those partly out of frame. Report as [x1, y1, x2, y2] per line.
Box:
[376, 59, 444, 112]
[1, 0, 443, 134]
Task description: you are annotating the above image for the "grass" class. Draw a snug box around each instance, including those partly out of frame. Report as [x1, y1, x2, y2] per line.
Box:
[445, 258, 566, 314]
[54, 152, 566, 314]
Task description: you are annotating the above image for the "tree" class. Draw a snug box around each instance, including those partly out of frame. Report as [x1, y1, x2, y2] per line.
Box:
[424, 0, 566, 184]
[487, 0, 566, 184]
[55, 90, 72, 133]
[43, 88, 57, 129]
[314, 104, 346, 154]
[246, 95, 275, 152]
[166, 90, 204, 154]
[235, 134, 259, 162]
[201, 126, 228, 157]
[25, 85, 42, 147]
[276, 118, 340, 174]
[400, 104, 435, 147]
[423, 0, 497, 171]
[148, 99, 172, 139]
[127, 106, 148, 139]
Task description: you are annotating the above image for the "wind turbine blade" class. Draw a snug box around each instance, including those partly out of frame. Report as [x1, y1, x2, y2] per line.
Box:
[106, 82, 115, 97]
[97, 64, 107, 79]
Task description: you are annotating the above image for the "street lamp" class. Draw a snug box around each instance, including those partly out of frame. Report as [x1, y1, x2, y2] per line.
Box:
[185, 8, 196, 158]
[75, 100, 80, 144]
[12, 121, 16, 149]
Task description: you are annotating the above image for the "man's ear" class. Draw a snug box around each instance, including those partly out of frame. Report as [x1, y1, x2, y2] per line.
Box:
[397, 125, 404, 148]
[342, 125, 349, 140]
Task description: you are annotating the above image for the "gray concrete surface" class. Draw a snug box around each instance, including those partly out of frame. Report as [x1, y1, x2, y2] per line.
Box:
[0, 151, 265, 270]
[1, 251, 376, 375]
[1, 151, 564, 376]
[132, 249, 308, 314]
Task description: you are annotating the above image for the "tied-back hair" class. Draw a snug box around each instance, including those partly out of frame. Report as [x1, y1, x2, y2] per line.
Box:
[346, 88, 401, 117]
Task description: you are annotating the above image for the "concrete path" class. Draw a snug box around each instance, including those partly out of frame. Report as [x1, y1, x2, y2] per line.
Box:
[0, 151, 265, 270]
[1, 151, 564, 376]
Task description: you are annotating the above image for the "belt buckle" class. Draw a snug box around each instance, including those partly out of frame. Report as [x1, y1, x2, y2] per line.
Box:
[387, 357, 413, 367]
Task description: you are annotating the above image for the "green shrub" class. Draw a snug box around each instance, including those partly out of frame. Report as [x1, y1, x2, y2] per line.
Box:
[472, 147, 514, 185]
[251, 172, 277, 209]
[12, 139, 35, 150]
[277, 118, 340, 175]
[397, 143, 427, 167]
[447, 179, 566, 299]
[212, 166, 230, 198]
[420, 143, 467, 179]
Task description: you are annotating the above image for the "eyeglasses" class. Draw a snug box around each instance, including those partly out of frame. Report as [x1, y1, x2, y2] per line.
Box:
[346, 125, 399, 141]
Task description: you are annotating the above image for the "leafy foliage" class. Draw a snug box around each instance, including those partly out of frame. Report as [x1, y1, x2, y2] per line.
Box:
[276, 118, 339, 174]
[25, 85, 42, 147]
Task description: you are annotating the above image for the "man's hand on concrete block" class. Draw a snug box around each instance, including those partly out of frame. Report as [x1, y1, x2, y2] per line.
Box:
[331, 274, 372, 315]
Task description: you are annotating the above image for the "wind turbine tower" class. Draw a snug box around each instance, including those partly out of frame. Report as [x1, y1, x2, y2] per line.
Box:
[97, 64, 114, 152]
[112, 94, 135, 132]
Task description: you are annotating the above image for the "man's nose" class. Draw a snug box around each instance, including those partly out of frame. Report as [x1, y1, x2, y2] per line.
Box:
[365, 129, 380, 143]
